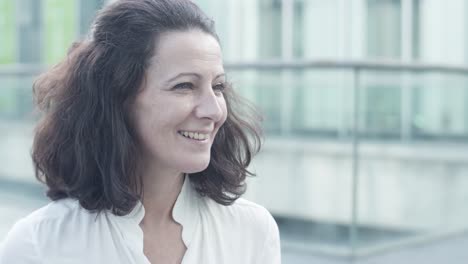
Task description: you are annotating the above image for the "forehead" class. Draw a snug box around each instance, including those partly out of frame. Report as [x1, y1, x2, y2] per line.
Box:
[150, 29, 224, 75]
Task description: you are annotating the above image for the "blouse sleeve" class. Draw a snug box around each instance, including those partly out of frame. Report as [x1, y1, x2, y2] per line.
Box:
[0, 218, 42, 264]
[257, 211, 281, 264]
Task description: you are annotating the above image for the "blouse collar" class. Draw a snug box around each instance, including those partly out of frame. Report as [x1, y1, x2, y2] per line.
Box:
[172, 174, 201, 247]
[117, 174, 201, 248]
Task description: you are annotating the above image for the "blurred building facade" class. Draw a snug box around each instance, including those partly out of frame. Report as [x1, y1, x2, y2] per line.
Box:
[1, 0, 468, 263]
[3, 0, 467, 138]
[197, 0, 468, 139]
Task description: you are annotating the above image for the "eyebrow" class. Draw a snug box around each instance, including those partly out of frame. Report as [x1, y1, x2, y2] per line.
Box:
[165, 72, 226, 84]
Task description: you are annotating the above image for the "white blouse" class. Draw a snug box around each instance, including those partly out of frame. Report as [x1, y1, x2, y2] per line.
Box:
[0, 176, 281, 263]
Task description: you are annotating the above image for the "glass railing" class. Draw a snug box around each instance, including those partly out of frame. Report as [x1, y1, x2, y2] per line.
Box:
[1, 61, 468, 262]
[0, 65, 39, 121]
[0, 65, 48, 238]
[226, 61, 468, 141]
[225, 60, 468, 259]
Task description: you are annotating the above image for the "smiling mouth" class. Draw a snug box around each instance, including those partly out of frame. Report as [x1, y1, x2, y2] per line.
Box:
[178, 131, 209, 141]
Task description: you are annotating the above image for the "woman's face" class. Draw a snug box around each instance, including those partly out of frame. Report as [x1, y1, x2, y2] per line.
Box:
[132, 29, 227, 174]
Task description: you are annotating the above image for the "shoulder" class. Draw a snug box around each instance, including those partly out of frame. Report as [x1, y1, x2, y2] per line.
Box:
[231, 198, 280, 241]
[200, 197, 281, 262]
[10, 198, 95, 232]
[0, 198, 102, 263]
[202, 196, 280, 242]
[230, 199, 281, 263]
[231, 198, 277, 228]
[204, 197, 276, 226]
[0, 215, 41, 263]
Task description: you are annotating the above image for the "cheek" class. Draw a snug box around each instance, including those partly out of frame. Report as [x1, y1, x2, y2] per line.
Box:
[132, 100, 166, 140]
[219, 98, 228, 123]
[213, 101, 228, 136]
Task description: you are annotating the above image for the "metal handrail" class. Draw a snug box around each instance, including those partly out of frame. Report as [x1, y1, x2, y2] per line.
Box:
[225, 59, 468, 74]
[0, 64, 44, 76]
[2, 59, 468, 75]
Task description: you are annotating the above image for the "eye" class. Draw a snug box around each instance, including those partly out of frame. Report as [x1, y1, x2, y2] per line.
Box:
[212, 82, 227, 93]
[173, 82, 194, 90]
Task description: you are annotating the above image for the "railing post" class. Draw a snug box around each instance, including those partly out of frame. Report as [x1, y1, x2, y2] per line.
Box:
[350, 67, 361, 261]
[280, 0, 294, 136]
[401, 72, 413, 141]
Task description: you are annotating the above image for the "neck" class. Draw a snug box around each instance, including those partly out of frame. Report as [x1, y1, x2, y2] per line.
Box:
[139, 159, 185, 227]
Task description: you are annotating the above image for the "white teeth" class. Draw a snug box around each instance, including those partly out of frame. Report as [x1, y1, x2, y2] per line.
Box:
[179, 131, 209, 140]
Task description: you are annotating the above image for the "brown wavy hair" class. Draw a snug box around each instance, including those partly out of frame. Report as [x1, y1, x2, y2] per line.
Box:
[32, 0, 262, 216]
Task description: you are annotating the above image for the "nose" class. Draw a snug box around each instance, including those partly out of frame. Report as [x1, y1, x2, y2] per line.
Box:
[194, 86, 224, 121]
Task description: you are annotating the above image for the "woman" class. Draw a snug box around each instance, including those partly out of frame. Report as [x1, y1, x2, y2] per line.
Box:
[0, 0, 280, 263]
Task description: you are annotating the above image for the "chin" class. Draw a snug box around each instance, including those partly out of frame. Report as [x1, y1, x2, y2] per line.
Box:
[181, 159, 211, 174]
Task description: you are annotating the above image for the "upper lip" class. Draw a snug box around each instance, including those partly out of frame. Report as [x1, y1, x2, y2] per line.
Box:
[178, 129, 212, 134]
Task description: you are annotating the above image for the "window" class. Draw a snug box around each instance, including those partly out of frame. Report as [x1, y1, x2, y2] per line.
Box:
[0, 0, 16, 64]
[42, 0, 77, 65]
[367, 0, 401, 58]
[79, 0, 104, 36]
[18, 0, 42, 63]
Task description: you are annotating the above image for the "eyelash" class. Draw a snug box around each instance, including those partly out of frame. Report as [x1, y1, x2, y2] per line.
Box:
[173, 82, 194, 90]
[173, 82, 228, 93]
[213, 82, 227, 92]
